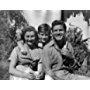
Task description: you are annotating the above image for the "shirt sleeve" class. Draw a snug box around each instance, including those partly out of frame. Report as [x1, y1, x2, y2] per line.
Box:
[42, 47, 52, 73]
[51, 51, 63, 71]
[8, 47, 18, 62]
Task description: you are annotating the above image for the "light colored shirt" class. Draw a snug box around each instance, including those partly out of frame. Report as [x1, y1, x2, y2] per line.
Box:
[42, 40, 74, 75]
[9, 46, 43, 64]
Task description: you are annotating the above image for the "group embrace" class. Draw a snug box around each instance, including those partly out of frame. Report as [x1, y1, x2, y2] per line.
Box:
[8, 20, 90, 80]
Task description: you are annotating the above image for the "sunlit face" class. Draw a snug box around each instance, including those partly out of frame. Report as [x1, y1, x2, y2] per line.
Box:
[52, 25, 65, 41]
[24, 31, 36, 46]
[38, 31, 50, 44]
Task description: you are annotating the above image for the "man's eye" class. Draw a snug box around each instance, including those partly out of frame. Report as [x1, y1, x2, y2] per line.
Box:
[31, 35, 35, 38]
[26, 36, 30, 38]
[59, 29, 64, 31]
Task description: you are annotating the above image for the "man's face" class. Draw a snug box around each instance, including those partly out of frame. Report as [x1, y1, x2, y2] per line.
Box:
[24, 31, 36, 46]
[38, 31, 50, 44]
[52, 25, 65, 41]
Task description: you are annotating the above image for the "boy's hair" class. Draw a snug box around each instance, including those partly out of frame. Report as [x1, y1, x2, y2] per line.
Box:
[21, 26, 38, 43]
[52, 20, 66, 32]
[38, 23, 51, 34]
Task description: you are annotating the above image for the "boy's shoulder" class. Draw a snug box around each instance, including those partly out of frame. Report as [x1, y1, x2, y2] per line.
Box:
[44, 40, 54, 49]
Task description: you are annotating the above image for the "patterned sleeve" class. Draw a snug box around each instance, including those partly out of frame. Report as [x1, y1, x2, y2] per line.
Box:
[8, 47, 18, 62]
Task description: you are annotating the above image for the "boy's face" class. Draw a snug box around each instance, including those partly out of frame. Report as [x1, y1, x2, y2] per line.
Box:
[38, 31, 50, 44]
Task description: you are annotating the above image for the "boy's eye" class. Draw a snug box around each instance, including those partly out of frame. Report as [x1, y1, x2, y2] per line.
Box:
[45, 34, 49, 36]
[54, 29, 63, 32]
[40, 33, 44, 36]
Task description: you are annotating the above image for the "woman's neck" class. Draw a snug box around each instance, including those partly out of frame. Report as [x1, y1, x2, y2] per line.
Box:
[28, 43, 37, 50]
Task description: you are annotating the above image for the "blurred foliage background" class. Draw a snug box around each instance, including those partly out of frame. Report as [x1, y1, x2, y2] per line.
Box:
[0, 10, 28, 80]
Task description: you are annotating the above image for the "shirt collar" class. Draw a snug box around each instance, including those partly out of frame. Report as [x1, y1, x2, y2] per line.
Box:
[53, 39, 67, 52]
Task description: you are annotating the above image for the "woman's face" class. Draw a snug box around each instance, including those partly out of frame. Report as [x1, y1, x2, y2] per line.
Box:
[24, 31, 36, 46]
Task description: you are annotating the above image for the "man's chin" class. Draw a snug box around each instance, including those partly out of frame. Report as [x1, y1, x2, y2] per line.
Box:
[55, 36, 63, 41]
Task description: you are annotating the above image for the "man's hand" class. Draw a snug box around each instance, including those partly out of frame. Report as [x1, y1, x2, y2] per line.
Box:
[47, 70, 58, 79]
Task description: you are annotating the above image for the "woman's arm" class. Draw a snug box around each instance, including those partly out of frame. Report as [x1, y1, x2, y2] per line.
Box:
[37, 62, 43, 73]
[9, 47, 35, 80]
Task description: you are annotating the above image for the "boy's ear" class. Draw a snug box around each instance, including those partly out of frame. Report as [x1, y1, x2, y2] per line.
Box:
[38, 34, 40, 37]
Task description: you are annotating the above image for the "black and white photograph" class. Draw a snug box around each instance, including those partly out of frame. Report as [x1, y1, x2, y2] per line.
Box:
[1, 10, 90, 80]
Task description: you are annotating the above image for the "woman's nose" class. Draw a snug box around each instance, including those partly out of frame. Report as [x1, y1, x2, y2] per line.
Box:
[56, 29, 60, 34]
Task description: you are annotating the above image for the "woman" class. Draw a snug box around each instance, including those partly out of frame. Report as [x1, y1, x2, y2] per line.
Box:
[9, 26, 43, 80]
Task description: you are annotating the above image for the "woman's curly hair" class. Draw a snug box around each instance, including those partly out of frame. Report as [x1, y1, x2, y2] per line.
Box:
[21, 26, 38, 43]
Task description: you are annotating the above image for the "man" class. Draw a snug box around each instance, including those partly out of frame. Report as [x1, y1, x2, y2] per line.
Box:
[43, 20, 90, 80]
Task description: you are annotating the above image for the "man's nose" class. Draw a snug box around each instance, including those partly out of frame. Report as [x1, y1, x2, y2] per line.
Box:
[28, 37, 32, 40]
[57, 29, 61, 33]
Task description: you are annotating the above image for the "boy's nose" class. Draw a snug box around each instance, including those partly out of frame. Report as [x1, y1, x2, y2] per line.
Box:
[42, 35, 46, 38]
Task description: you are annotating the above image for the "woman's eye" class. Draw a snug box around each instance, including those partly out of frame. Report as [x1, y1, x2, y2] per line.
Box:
[40, 34, 44, 36]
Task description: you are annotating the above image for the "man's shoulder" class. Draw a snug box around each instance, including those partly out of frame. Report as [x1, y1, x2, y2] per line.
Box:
[43, 40, 55, 55]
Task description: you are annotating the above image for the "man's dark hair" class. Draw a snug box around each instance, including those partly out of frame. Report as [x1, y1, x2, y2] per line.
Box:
[52, 20, 66, 32]
[38, 23, 51, 34]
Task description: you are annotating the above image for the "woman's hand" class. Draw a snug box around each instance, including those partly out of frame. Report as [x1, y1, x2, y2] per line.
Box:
[26, 73, 36, 80]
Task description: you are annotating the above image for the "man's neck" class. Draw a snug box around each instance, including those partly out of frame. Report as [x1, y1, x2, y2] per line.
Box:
[54, 37, 66, 49]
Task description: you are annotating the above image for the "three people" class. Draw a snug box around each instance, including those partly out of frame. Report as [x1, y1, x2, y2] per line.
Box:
[9, 20, 90, 80]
